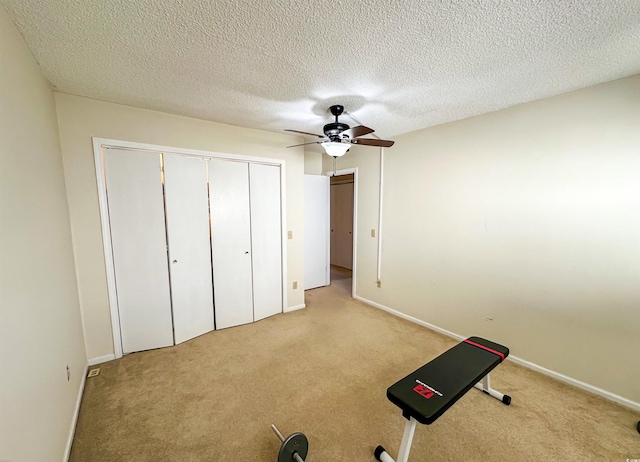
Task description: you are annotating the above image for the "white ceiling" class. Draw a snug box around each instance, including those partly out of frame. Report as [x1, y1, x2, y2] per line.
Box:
[4, 0, 640, 142]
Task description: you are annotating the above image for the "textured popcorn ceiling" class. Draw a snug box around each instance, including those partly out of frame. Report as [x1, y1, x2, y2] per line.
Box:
[4, 0, 640, 140]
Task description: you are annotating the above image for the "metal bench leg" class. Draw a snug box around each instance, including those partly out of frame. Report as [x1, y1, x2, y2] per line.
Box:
[474, 373, 511, 405]
[375, 417, 418, 462]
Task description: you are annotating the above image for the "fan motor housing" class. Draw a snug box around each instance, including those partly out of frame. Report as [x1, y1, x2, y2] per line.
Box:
[323, 122, 350, 140]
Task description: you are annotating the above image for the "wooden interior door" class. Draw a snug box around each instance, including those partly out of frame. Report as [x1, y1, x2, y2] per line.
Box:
[208, 159, 254, 329]
[163, 154, 215, 343]
[104, 148, 174, 354]
[249, 163, 283, 321]
[330, 182, 354, 269]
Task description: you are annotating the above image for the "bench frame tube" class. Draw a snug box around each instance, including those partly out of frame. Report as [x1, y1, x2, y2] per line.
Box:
[474, 373, 505, 402]
[377, 416, 417, 462]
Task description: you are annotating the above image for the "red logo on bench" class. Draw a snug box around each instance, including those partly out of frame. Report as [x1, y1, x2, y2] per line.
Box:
[413, 384, 435, 399]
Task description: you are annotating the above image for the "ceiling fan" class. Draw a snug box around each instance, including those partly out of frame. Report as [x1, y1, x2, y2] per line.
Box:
[285, 105, 394, 157]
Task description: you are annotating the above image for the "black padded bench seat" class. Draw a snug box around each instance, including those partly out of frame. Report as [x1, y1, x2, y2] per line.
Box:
[375, 337, 511, 462]
[387, 337, 509, 425]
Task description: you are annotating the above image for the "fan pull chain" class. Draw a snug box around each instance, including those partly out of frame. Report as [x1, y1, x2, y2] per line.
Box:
[333, 156, 337, 176]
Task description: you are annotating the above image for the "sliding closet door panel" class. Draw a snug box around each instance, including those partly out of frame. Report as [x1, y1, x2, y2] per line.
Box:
[208, 159, 254, 329]
[104, 149, 173, 354]
[250, 164, 283, 321]
[163, 154, 215, 344]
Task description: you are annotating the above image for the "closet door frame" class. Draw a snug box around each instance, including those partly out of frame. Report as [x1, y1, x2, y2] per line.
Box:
[93, 137, 287, 359]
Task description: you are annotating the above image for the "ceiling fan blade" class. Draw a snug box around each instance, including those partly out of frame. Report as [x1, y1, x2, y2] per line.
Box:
[284, 129, 325, 138]
[286, 141, 324, 148]
[349, 138, 395, 148]
[341, 125, 374, 139]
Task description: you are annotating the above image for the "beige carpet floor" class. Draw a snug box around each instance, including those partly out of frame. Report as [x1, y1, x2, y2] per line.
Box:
[71, 268, 640, 461]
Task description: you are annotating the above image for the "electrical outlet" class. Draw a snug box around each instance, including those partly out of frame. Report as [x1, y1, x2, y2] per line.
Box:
[87, 368, 101, 378]
[293, 281, 298, 289]
[66, 364, 70, 381]
[371, 229, 376, 237]
[288, 231, 293, 239]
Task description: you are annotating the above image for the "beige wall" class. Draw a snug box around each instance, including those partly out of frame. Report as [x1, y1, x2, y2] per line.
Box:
[333, 76, 640, 404]
[55, 94, 305, 361]
[304, 150, 323, 174]
[0, 6, 87, 461]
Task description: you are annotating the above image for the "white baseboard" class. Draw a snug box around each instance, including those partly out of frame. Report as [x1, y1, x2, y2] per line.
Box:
[355, 295, 640, 413]
[88, 354, 115, 366]
[506, 355, 640, 412]
[285, 303, 306, 313]
[63, 365, 87, 462]
[355, 296, 466, 342]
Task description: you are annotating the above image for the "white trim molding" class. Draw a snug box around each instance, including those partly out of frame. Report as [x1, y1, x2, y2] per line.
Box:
[506, 356, 640, 412]
[322, 167, 358, 298]
[279, 162, 288, 313]
[355, 295, 640, 413]
[376, 147, 384, 284]
[285, 303, 306, 313]
[92, 137, 288, 360]
[355, 296, 465, 342]
[64, 365, 87, 462]
[88, 354, 116, 366]
[93, 138, 124, 358]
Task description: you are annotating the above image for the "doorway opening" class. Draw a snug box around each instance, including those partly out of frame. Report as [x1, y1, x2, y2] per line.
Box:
[330, 173, 355, 296]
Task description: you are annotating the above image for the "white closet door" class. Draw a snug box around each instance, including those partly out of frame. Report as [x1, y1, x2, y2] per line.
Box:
[250, 164, 283, 321]
[163, 154, 215, 344]
[104, 149, 174, 354]
[208, 159, 254, 329]
[304, 174, 330, 290]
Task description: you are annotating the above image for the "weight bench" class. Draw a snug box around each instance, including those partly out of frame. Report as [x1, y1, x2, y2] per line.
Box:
[375, 337, 511, 462]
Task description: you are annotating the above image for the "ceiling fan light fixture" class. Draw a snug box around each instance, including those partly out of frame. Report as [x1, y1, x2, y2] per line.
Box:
[321, 141, 350, 157]
[285, 104, 394, 153]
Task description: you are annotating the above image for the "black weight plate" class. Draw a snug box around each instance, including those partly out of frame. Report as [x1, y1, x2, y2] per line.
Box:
[278, 432, 308, 462]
